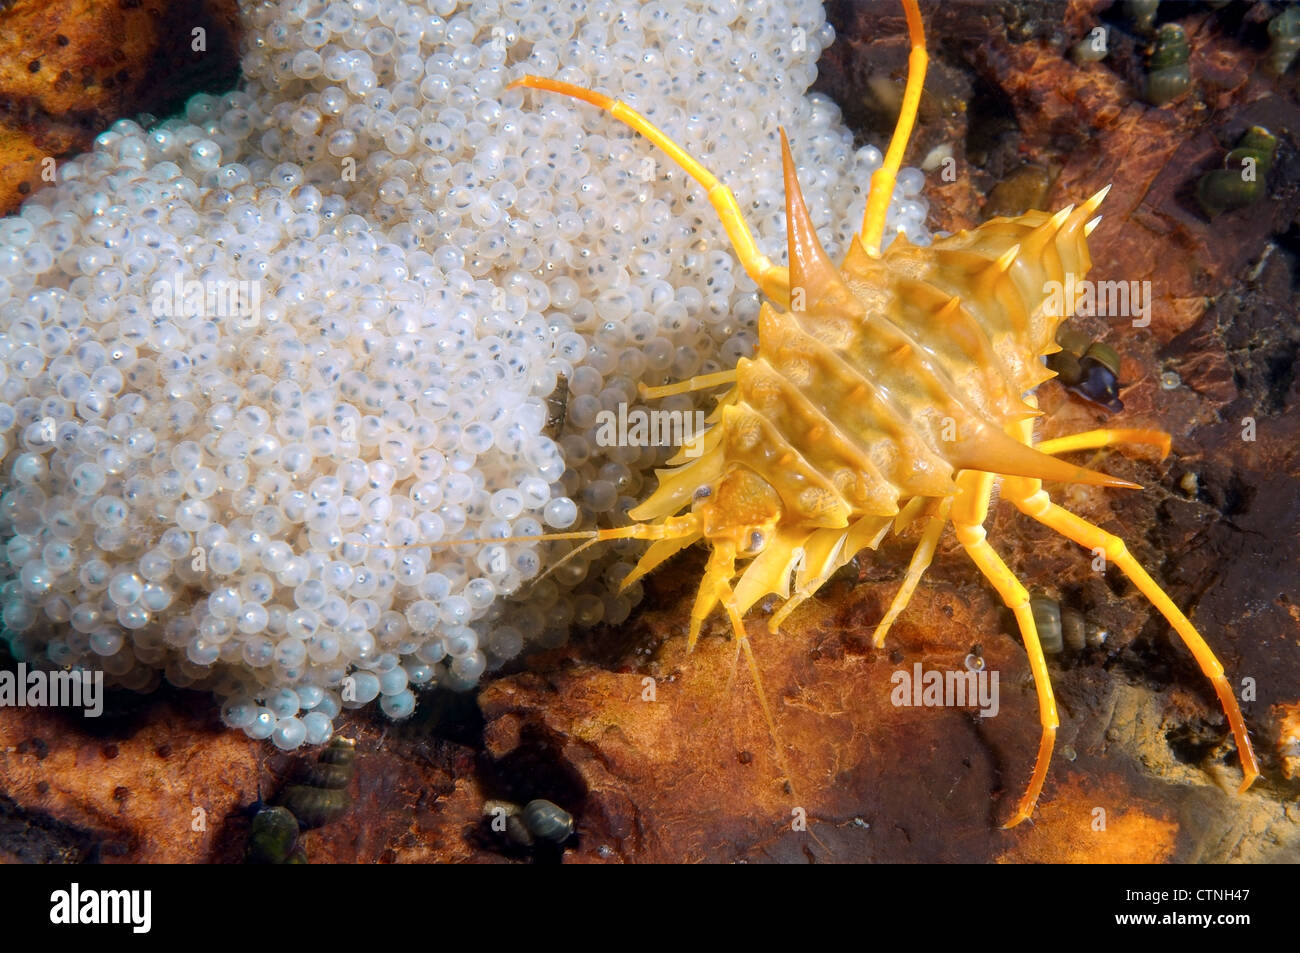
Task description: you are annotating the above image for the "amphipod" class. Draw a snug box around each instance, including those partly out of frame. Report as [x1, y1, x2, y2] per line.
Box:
[502, 0, 1258, 826]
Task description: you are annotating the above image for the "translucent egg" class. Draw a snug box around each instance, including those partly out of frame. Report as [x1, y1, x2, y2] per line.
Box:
[221, 697, 257, 730]
[543, 497, 578, 529]
[242, 637, 275, 667]
[380, 689, 416, 719]
[378, 666, 408, 696]
[90, 628, 124, 656]
[451, 650, 487, 682]
[237, 603, 269, 634]
[272, 717, 307, 750]
[302, 711, 333, 745]
[345, 671, 381, 706]
[488, 625, 524, 660]
[107, 573, 143, 607]
[896, 166, 925, 198]
[268, 688, 300, 718]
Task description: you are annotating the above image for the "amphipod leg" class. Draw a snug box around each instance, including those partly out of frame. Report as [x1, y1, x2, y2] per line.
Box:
[860, 0, 928, 257]
[951, 470, 1059, 828]
[1036, 429, 1171, 459]
[872, 496, 953, 647]
[767, 517, 892, 632]
[688, 543, 737, 652]
[1001, 478, 1261, 793]
[724, 595, 780, 750]
[639, 368, 738, 400]
[516, 514, 702, 582]
[506, 76, 791, 306]
[689, 543, 798, 797]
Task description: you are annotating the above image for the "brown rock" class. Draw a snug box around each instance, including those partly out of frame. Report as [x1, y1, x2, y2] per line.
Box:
[0, 0, 242, 215]
[0, 691, 257, 863]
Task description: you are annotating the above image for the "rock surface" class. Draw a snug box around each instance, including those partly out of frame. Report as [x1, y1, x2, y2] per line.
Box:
[0, 0, 241, 216]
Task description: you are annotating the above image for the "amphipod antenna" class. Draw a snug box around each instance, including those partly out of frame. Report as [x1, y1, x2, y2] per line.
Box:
[860, 0, 928, 258]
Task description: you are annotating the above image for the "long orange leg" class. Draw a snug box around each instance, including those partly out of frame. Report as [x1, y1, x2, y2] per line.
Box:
[1036, 428, 1171, 459]
[872, 496, 952, 647]
[1004, 407, 1258, 797]
[952, 469, 1058, 828]
[507, 76, 790, 306]
[1000, 480, 1260, 794]
[860, 0, 928, 257]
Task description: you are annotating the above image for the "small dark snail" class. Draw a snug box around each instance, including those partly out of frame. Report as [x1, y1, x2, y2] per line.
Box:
[277, 736, 355, 829]
[1268, 5, 1300, 76]
[1197, 126, 1278, 219]
[1061, 606, 1087, 654]
[522, 799, 576, 843]
[484, 797, 576, 848]
[246, 805, 307, 865]
[1126, 0, 1159, 36]
[1048, 328, 1124, 413]
[983, 164, 1052, 220]
[1030, 595, 1063, 655]
[1145, 24, 1191, 106]
[1029, 593, 1093, 658]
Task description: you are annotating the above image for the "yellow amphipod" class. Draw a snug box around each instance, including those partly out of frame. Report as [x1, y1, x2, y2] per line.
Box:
[503, 0, 1258, 827]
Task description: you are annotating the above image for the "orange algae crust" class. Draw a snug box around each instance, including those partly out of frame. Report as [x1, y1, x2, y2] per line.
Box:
[0, 0, 241, 215]
[995, 774, 1179, 864]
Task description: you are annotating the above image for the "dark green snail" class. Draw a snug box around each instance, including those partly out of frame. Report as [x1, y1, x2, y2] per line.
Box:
[1197, 126, 1277, 218]
[523, 799, 576, 843]
[484, 797, 576, 848]
[1030, 595, 1065, 655]
[1126, 0, 1159, 36]
[983, 164, 1052, 220]
[1048, 327, 1124, 413]
[244, 737, 357, 862]
[1145, 23, 1191, 106]
[246, 805, 307, 865]
[1268, 5, 1300, 76]
[277, 736, 356, 829]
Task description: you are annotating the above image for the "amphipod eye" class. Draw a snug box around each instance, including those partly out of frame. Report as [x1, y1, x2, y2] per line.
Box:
[693, 486, 712, 500]
[746, 530, 766, 554]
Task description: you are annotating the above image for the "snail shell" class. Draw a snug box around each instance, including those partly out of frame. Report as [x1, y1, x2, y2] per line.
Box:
[247, 805, 306, 865]
[1126, 0, 1159, 35]
[277, 737, 355, 829]
[1196, 126, 1277, 218]
[1268, 6, 1300, 76]
[1145, 24, 1191, 106]
[1030, 595, 1064, 655]
[523, 799, 576, 844]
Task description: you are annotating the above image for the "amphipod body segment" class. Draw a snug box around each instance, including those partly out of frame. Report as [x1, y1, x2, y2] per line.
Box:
[506, 0, 1258, 827]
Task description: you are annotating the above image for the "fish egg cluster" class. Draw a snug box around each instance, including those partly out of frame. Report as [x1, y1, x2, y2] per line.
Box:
[0, 0, 931, 747]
